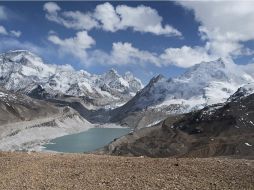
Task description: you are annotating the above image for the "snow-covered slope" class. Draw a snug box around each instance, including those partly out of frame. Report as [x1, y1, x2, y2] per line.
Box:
[113, 58, 254, 116]
[228, 83, 254, 102]
[0, 50, 143, 108]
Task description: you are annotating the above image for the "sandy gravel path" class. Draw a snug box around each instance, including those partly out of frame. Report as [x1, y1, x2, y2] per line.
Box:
[0, 152, 253, 190]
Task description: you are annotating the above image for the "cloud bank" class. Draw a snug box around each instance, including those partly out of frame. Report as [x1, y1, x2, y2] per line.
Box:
[43, 2, 181, 37]
[2, 2, 254, 70]
[179, 1, 254, 58]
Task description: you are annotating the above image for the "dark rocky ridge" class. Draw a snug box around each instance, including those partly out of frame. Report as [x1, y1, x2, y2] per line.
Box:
[101, 90, 254, 158]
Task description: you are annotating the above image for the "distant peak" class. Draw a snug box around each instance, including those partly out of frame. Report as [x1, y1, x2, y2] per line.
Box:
[189, 58, 226, 71]
[123, 71, 134, 80]
[150, 74, 165, 84]
[6, 50, 34, 56]
[124, 71, 133, 76]
[8, 50, 30, 53]
[104, 68, 120, 80]
[1, 50, 39, 60]
[108, 68, 118, 74]
[155, 74, 165, 80]
[216, 57, 226, 67]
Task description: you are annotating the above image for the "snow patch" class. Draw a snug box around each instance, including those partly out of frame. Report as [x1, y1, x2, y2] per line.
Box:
[0, 92, 7, 97]
[245, 143, 252, 147]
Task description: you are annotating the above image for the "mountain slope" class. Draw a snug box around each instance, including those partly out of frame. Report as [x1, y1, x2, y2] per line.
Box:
[0, 50, 143, 108]
[102, 83, 254, 158]
[0, 87, 59, 125]
[0, 87, 93, 151]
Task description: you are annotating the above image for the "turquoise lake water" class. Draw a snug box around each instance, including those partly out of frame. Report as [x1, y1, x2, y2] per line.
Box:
[44, 127, 130, 153]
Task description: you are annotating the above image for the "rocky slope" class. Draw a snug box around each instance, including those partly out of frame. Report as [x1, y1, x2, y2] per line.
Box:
[0, 50, 142, 108]
[0, 87, 93, 151]
[0, 87, 58, 125]
[102, 83, 254, 158]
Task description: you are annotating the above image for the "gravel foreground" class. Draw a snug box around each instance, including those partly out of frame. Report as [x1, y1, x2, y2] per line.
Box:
[0, 152, 253, 190]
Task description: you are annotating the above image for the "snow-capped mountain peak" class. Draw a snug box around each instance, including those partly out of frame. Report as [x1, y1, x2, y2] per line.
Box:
[104, 68, 119, 79]
[117, 58, 254, 115]
[0, 50, 143, 108]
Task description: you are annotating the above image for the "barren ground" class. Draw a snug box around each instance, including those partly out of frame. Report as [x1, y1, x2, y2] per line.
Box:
[0, 152, 253, 190]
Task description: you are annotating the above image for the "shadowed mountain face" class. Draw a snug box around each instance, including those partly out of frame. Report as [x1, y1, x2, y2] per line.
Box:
[102, 84, 254, 158]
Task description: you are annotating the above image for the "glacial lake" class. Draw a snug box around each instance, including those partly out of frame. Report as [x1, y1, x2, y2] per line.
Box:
[44, 127, 130, 153]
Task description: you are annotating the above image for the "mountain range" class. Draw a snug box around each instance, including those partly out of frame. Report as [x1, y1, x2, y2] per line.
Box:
[0, 50, 254, 153]
[109, 58, 254, 129]
[0, 50, 143, 109]
[1, 50, 254, 115]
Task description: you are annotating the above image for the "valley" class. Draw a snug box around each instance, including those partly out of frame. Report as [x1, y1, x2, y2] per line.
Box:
[1, 1, 254, 189]
[0, 50, 254, 156]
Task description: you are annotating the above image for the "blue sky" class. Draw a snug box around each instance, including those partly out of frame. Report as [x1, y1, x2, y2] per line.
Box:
[0, 1, 254, 84]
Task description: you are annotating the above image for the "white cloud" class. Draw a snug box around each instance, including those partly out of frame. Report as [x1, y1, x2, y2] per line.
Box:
[110, 42, 160, 66]
[0, 37, 44, 54]
[115, 4, 181, 36]
[43, 2, 61, 13]
[179, 1, 254, 58]
[43, 2, 181, 37]
[48, 30, 57, 35]
[48, 31, 95, 60]
[106, 43, 216, 68]
[10, 30, 22, 37]
[0, 6, 7, 20]
[61, 11, 98, 31]
[0, 25, 8, 35]
[83, 42, 162, 67]
[86, 42, 213, 68]
[93, 2, 120, 32]
[160, 46, 216, 68]
[44, 2, 98, 31]
[0, 25, 21, 38]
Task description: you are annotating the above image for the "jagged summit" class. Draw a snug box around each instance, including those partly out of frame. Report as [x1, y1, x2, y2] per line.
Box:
[107, 68, 118, 75]
[2, 49, 34, 55]
[0, 50, 42, 62]
[103, 68, 121, 82]
[154, 74, 166, 81]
